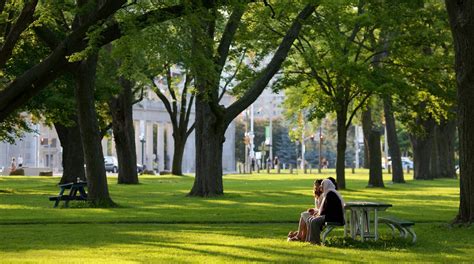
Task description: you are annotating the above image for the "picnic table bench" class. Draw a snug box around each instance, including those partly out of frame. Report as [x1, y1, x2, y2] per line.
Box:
[320, 202, 416, 243]
[49, 181, 88, 208]
[322, 221, 345, 244]
[378, 217, 416, 243]
[344, 201, 392, 241]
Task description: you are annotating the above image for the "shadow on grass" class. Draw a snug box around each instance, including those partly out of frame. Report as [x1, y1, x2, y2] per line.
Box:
[0, 223, 472, 262]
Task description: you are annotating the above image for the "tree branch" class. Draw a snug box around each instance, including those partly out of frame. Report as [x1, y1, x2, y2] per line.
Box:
[219, 48, 246, 101]
[151, 78, 178, 128]
[131, 85, 144, 105]
[186, 123, 195, 138]
[215, 5, 245, 79]
[100, 122, 113, 139]
[179, 72, 192, 128]
[345, 92, 372, 131]
[343, 0, 365, 54]
[165, 64, 178, 116]
[0, 0, 38, 68]
[225, 4, 317, 126]
[184, 93, 195, 129]
[0, 1, 257, 123]
[0, 0, 128, 122]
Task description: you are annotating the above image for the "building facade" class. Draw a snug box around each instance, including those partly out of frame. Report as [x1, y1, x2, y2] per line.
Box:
[0, 96, 236, 174]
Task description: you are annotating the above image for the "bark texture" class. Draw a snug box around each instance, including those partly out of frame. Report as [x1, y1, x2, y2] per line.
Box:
[430, 124, 442, 178]
[411, 118, 435, 180]
[445, 0, 474, 223]
[368, 129, 384, 187]
[436, 120, 456, 178]
[109, 78, 138, 184]
[336, 109, 347, 189]
[362, 108, 372, 168]
[73, 54, 114, 206]
[189, 101, 225, 196]
[189, 3, 317, 196]
[55, 119, 86, 185]
[383, 95, 405, 183]
[171, 135, 186, 176]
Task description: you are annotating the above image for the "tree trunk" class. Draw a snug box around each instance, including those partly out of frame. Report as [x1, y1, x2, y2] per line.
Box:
[189, 99, 225, 196]
[430, 124, 442, 178]
[54, 119, 85, 185]
[383, 95, 405, 183]
[73, 54, 114, 206]
[445, 1, 474, 223]
[363, 140, 370, 169]
[437, 119, 457, 178]
[362, 108, 372, 169]
[172, 133, 186, 176]
[368, 129, 384, 187]
[109, 78, 138, 184]
[187, 3, 315, 196]
[336, 109, 347, 189]
[411, 118, 434, 180]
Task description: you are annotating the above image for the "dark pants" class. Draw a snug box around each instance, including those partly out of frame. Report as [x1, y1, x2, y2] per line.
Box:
[307, 215, 325, 244]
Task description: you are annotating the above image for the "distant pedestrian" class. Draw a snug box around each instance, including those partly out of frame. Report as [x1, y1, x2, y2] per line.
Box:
[273, 156, 279, 169]
[10, 157, 17, 172]
[18, 155, 23, 168]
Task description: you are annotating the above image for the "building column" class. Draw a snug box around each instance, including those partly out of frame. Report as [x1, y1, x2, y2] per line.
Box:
[101, 138, 108, 157]
[157, 123, 165, 172]
[166, 123, 174, 170]
[134, 121, 142, 166]
[146, 122, 154, 170]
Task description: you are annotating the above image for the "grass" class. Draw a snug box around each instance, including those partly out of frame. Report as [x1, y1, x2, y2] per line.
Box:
[0, 169, 472, 263]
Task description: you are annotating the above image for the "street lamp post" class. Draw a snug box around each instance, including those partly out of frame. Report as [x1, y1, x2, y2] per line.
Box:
[301, 127, 305, 172]
[140, 134, 146, 166]
[249, 104, 255, 172]
[319, 125, 323, 173]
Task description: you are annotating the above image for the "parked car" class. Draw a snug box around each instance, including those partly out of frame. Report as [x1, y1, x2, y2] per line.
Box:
[401, 160, 414, 170]
[104, 156, 118, 173]
[137, 163, 144, 173]
[387, 157, 414, 170]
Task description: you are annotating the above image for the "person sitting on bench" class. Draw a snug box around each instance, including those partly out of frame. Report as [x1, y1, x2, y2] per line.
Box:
[307, 178, 345, 245]
[288, 179, 324, 241]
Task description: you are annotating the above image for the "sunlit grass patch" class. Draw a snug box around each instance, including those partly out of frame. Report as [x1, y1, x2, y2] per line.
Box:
[0, 170, 471, 262]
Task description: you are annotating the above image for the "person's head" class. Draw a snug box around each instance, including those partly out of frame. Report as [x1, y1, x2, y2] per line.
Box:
[321, 178, 337, 194]
[327, 177, 338, 190]
[313, 179, 323, 197]
[12, 157, 15, 161]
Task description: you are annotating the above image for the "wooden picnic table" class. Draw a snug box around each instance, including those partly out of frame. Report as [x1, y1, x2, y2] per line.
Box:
[49, 181, 88, 208]
[344, 201, 392, 241]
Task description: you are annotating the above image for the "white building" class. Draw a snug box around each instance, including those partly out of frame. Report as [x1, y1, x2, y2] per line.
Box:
[252, 88, 285, 120]
[0, 95, 236, 174]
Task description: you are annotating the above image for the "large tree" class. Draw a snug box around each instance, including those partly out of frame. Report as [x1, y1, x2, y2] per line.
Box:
[150, 66, 195, 176]
[97, 45, 140, 184]
[279, 1, 392, 189]
[188, 2, 317, 196]
[387, 2, 456, 181]
[445, 0, 474, 224]
[0, 1, 219, 123]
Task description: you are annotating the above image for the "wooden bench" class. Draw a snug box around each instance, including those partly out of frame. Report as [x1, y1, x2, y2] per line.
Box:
[322, 221, 345, 244]
[49, 182, 87, 208]
[378, 217, 416, 243]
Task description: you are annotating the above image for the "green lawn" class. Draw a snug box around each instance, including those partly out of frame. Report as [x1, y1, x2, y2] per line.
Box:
[1, 170, 472, 263]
